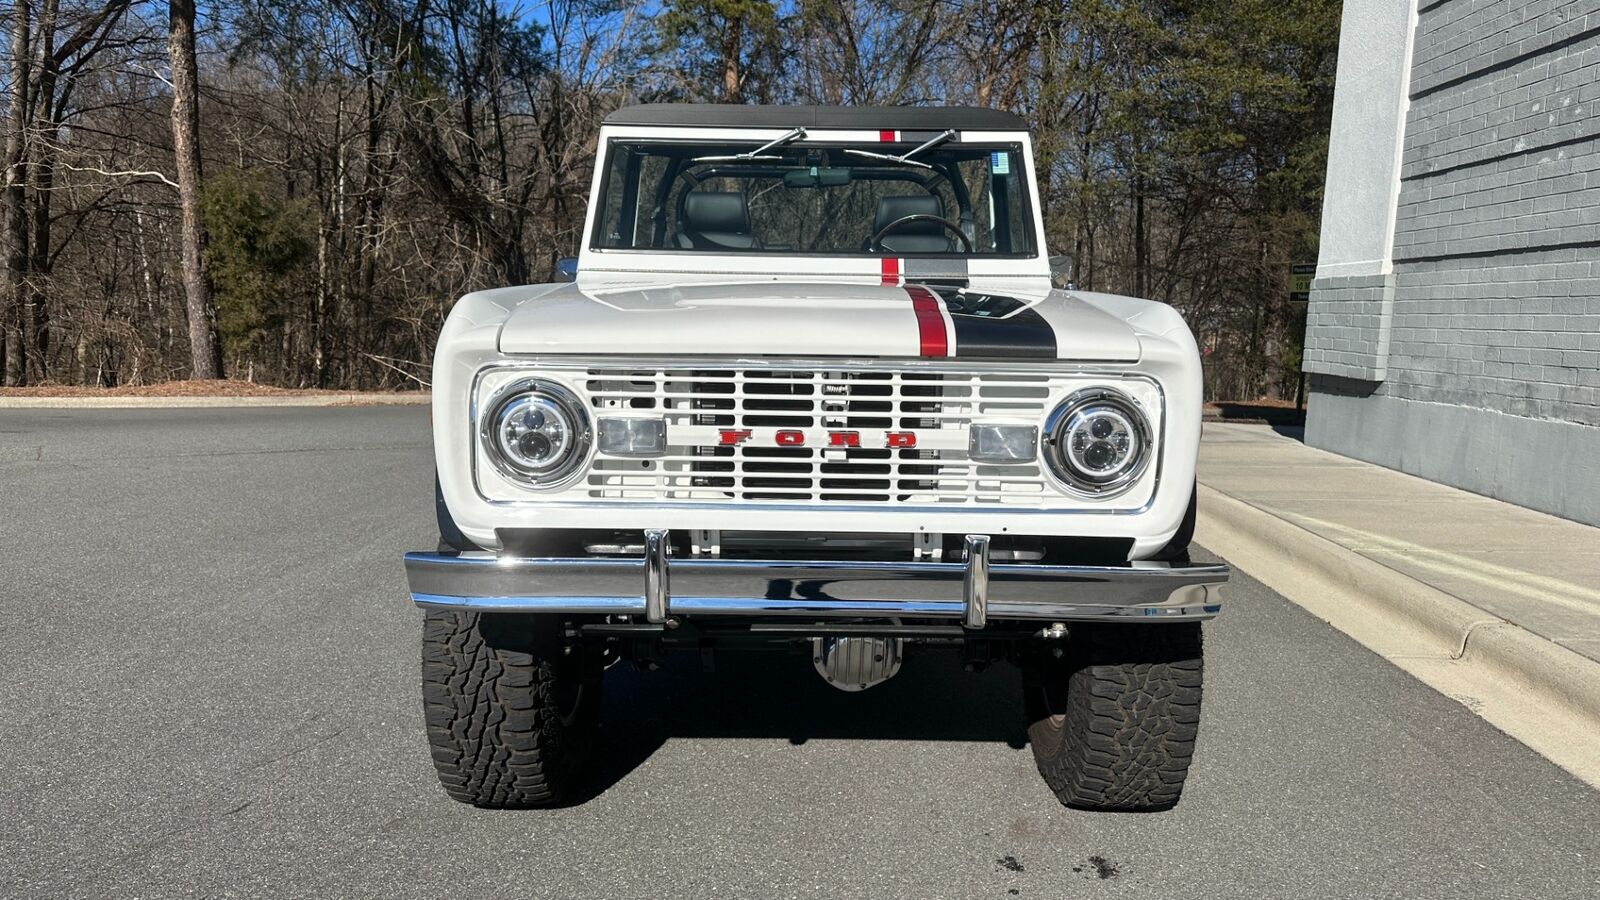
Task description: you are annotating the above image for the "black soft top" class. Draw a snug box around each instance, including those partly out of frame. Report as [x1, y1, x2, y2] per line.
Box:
[604, 104, 1028, 131]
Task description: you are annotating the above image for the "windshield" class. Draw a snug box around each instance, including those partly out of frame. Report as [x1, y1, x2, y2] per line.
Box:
[590, 138, 1036, 257]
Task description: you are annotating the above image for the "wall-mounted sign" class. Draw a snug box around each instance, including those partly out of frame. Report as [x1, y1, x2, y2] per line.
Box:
[1289, 263, 1316, 305]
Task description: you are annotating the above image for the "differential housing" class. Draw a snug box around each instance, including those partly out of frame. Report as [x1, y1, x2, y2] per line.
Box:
[812, 635, 904, 691]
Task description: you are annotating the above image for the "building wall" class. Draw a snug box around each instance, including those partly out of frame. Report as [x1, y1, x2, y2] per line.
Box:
[1303, 0, 1600, 526]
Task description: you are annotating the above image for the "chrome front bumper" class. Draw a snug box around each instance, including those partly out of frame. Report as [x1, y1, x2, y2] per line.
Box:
[405, 531, 1228, 626]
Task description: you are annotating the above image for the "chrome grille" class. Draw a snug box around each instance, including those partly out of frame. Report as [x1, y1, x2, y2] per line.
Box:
[581, 366, 1062, 506]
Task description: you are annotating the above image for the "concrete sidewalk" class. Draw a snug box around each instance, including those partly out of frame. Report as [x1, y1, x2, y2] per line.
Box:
[1196, 422, 1600, 785]
[1199, 423, 1600, 664]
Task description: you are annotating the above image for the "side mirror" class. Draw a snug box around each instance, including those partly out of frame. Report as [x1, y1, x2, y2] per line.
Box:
[554, 257, 578, 283]
[1049, 254, 1075, 289]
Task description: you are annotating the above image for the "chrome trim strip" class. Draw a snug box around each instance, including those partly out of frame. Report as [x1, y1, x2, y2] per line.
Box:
[484, 354, 1147, 376]
[644, 528, 669, 623]
[412, 593, 646, 614]
[674, 597, 963, 617]
[404, 548, 1227, 622]
[964, 534, 990, 629]
[409, 592, 1219, 621]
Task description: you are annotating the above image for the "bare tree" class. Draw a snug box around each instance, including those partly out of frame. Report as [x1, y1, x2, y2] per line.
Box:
[2, 0, 136, 385]
[2, 0, 31, 384]
[167, 0, 220, 378]
[0, 0, 1336, 400]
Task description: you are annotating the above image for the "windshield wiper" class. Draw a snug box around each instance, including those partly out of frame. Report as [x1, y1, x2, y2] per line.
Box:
[689, 126, 808, 163]
[843, 128, 957, 170]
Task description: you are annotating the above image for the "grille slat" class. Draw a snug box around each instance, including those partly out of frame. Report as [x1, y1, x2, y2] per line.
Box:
[579, 365, 1077, 506]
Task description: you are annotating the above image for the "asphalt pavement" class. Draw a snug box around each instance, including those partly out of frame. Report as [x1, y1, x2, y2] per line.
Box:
[3, 407, 1598, 899]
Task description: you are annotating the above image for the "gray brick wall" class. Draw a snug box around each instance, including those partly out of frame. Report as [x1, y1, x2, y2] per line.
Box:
[1381, 0, 1600, 426]
[1303, 274, 1395, 380]
[1305, 0, 1600, 525]
[1386, 249, 1600, 426]
[1392, 133, 1600, 259]
[1410, 0, 1600, 98]
[1401, 32, 1600, 180]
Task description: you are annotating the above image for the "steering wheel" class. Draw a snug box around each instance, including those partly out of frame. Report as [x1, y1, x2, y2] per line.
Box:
[868, 214, 974, 253]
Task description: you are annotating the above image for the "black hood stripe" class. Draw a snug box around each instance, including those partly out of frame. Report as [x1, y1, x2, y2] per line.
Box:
[920, 285, 1057, 359]
[950, 306, 1056, 358]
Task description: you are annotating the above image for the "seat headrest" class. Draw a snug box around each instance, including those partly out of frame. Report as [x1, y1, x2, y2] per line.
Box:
[683, 192, 751, 235]
[875, 194, 946, 235]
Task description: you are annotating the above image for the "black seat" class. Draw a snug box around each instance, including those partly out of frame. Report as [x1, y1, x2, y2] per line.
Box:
[677, 192, 758, 250]
[874, 194, 952, 253]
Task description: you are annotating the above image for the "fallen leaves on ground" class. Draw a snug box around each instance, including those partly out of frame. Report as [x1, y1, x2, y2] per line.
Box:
[0, 379, 421, 398]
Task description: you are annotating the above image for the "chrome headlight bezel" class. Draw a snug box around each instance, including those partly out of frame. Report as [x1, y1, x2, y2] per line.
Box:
[478, 377, 592, 490]
[1041, 386, 1153, 498]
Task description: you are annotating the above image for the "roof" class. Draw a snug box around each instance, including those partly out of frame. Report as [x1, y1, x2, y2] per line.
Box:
[604, 104, 1029, 131]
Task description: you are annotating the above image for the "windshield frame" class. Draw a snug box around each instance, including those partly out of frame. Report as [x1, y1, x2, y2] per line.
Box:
[586, 135, 1042, 260]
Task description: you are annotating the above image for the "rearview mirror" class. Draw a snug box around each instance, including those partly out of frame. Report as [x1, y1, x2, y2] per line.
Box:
[783, 167, 852, 188]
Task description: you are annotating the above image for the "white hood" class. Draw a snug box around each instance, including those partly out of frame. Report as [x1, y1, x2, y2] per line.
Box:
[495, 280, 1143, 362]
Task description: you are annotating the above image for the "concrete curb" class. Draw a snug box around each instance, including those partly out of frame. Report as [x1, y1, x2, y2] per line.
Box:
[0, 393, 430, 409]
[1196, 483, 1600, 788]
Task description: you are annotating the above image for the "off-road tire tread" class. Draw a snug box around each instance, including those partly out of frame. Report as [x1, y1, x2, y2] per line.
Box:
[421, 609, 594, 808]
[1027, 623, 1202, 811]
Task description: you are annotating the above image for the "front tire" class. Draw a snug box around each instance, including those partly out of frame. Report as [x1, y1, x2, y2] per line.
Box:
[1024, 622, 1203, 811]
[421, 609, 600, 808]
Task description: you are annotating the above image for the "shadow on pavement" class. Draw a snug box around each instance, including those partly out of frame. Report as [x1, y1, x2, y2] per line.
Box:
[1204, 402, 1306, 441]
[584, 648, 1029, 801]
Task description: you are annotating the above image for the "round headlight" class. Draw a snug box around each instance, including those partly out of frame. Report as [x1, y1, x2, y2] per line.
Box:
[1043, 387, 1152, 496]
[480, 378, 590, 488]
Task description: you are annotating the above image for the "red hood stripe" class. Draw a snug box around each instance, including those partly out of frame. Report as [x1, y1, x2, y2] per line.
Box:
[906, 285, 949, 357]
[880, 257, 900, 285]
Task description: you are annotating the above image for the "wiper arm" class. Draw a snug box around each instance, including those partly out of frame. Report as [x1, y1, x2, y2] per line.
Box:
[843, 128, 957, 169]
[689, 126, 808, 163]
[746, 126, 808, 157]
[842, 148, 931, 169]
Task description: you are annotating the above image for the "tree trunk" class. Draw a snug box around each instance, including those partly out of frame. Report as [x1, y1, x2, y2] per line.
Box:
[1133, 172, 1147, 298]
[27, 124, 54, 383]
[168, 0, 221, 380]
[3, 0, 30, 386]
[721, 16, 742, 102]
[314, 211, 329, 387]
[21, 0, 58, 384]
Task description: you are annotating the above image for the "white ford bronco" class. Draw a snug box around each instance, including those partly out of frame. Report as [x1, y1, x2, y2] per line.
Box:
[408, 104, 1229, 811]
